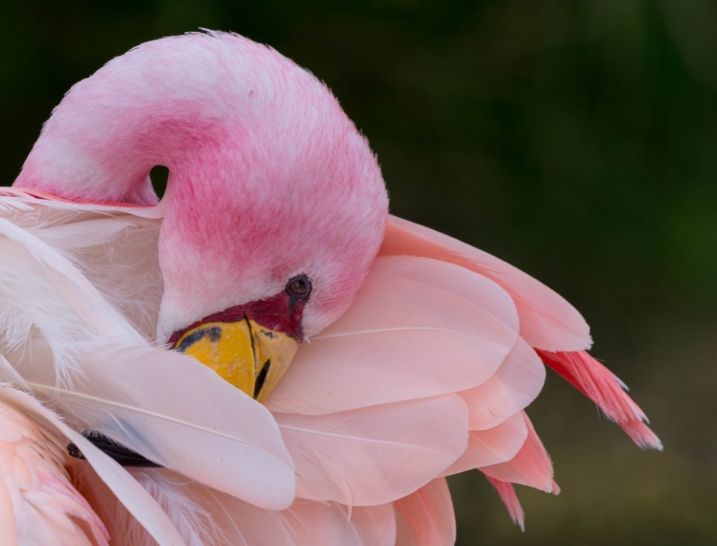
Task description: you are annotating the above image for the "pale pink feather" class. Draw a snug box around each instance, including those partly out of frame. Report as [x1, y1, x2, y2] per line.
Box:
[281, 499, 397, 546]
[458, 337, 545, 430]
[267, 256, 518, 415]
[394, 478, 456, 546]
[380, 215, 592, 352]
[15, 342, 296, 511]
[379, 215, 660, 451]
[442, 412, 528, 476]
[194, 488, 397, 546]
[480, 412, 559, 495]
[276, 395, 468, 506]
[0, 466, 13, 546]
[0, 187, 167, 219]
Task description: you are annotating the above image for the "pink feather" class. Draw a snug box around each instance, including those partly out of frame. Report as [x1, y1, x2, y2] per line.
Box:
[480, 412, 559, 495]
[538, 350, 662, 449]
[442, 412, 528, 475]
[282, 500, 397, 546]
[266, 256, 518, 415]
[0, 385, 185, 545]
[276, 395, 468, 506]
[380, 215, 592, 352]
[394, 479, 456, 546]
[0, 396, 108, 546]
[458, 337, 545, 430]
[0, 190, 296, 510]
[485, 477, 525, 531]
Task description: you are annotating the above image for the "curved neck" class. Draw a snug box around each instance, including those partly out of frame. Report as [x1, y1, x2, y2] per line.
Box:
[14, 34, 277, 205]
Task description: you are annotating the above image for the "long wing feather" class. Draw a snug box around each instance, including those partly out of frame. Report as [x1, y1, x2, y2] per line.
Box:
[380, 215, 592, 352]
[537, 349, 662, 449]
[485, 476, 525, 531]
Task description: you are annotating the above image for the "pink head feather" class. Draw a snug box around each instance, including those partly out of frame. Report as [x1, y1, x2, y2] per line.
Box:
[14, 31, 389, 340]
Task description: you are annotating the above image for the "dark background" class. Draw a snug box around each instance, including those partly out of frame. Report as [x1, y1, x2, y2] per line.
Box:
[2, 1, 716, 544]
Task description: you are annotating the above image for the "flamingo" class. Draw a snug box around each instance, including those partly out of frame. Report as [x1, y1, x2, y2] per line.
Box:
[0, 31, 660, 545]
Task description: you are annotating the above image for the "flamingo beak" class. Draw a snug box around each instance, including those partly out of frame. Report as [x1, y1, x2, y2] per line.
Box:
[171, 319, 299, 402]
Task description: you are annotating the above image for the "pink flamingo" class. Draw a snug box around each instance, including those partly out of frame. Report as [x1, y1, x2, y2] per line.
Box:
[0, 31, 659, 544]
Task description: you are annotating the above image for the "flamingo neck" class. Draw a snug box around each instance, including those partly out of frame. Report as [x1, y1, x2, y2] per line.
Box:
[13, 41, 260, 204]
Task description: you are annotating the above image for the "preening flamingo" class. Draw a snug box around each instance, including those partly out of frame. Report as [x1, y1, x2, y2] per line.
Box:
[0, 31, 660, 545]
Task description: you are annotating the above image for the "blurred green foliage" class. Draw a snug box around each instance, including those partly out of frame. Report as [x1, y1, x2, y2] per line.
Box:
[1, 0, 716, 543]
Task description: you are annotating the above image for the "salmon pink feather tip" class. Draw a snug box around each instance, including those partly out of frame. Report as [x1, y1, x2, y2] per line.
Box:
[551, 480, 561, 495]
[623, 420, 664, 451]
[486, 476, 525, 532]
[536, 350, 662, 450]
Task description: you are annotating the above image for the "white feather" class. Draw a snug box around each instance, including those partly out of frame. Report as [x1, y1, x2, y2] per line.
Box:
[129, 470, 226, 546]
[9, 341, 296, 510]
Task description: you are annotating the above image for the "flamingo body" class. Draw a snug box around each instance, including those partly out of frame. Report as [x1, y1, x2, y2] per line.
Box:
[0, 31, 660, 544]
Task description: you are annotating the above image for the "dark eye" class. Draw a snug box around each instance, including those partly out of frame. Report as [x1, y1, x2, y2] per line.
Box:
[286, 275, 312, 300]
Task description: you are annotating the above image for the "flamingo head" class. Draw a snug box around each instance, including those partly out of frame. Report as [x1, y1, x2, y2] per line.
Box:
[15, 33, 389, 401]
[158, 100, 389, 400]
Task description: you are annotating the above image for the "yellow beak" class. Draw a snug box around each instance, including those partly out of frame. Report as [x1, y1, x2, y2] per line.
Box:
[171, 318, 299, 402]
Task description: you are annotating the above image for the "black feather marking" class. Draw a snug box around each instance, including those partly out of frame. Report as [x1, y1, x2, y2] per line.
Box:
[67, 431, 162, 468]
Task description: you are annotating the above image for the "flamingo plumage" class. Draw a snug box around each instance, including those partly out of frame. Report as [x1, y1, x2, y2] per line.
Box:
[0, 31, 659, 544]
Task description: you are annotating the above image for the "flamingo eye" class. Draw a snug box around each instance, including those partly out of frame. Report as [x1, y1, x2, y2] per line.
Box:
[286, 275, 311, 300]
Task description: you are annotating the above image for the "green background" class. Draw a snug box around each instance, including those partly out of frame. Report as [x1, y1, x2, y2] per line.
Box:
[2, 1, 716, 544]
